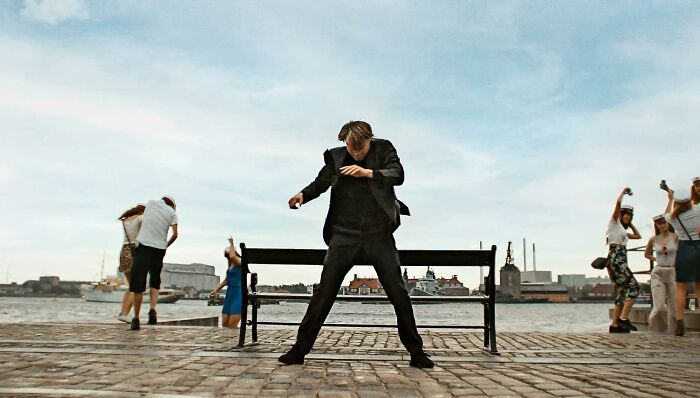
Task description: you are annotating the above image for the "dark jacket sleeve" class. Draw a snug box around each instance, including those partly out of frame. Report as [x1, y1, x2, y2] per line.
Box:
[372, 140, 404, 186]
[300, 150, 333, 203]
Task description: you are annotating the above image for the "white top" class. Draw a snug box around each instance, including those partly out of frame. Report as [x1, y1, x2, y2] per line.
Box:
[122, 216, 142, 245]
[606, 218, 628, 246]
[136, 199, 178, 250]
[650, 235, 677, 266]
[665, 206, 700, 241]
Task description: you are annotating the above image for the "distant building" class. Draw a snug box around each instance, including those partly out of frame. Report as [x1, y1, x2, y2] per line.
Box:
[521, 271, 552, 284]
[558, 274, 587, 288]
[521, 283, 569, 303]
[436, 275, 469, 296]
[587, 283, 615, 299]
[347, 274, 384, 295]
[585, 276, 611, 286]
[499, 263, 521, 299]
[162, 263, 220, 297]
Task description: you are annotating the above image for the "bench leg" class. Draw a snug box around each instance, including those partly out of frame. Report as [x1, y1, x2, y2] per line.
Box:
[252, 296, 258, 342]
[237, 285, 249, 348]
[483, 302, 490, 348]
[488, 302, 499, 355]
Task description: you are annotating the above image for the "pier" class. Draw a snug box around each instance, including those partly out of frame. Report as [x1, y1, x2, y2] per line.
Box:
[0, 324, 699, 397]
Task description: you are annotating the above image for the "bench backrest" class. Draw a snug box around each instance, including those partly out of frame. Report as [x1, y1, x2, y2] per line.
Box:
[240, 245, 496, 268]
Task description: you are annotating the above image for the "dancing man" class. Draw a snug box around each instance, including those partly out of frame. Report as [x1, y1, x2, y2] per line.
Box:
[279, 121, 434, 368]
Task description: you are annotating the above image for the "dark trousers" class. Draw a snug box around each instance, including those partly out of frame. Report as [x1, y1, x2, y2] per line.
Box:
[292, 236, 424, 355]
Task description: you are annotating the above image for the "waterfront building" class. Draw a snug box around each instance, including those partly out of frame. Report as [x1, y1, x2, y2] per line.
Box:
[585, 276, 611, 286]
[521, 283, 570, 303]
[347, 274, 385, 295]
[521, 270, 552, 284]
[558, 274, 587, 288]
[161, 263, 220, 298]
[436, 275, 469, 296]
[586, 283, 615, 299]
[499, 262, 521, 299]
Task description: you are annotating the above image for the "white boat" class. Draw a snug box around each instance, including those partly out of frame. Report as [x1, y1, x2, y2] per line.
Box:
[80, 280, 182, 304]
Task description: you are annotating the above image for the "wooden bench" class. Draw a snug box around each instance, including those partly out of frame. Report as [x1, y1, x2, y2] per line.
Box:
[236, 244, 499, 354]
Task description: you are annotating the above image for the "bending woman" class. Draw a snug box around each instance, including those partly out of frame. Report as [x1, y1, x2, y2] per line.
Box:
[605, 187, 642, 333]
[644, 214, 678, 333]
[210, 235, 242, 328]
[117, 204, 144, 323]
[663, 188, 700, 336]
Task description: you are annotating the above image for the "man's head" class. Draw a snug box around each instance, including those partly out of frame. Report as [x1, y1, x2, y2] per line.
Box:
[338, 121, 373, 161]
[162, 196, 176, 210]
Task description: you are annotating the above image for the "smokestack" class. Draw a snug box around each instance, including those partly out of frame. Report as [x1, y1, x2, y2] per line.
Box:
[533, 243, 537, 271]
[523, 238, 527, 272]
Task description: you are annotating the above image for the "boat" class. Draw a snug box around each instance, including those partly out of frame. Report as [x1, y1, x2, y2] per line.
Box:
[81, 279, 182, 304]
[410, 267, 446, 297]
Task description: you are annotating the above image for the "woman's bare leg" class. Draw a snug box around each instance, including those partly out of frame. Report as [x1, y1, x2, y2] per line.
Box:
[222, 314, 230, 328]
[228, 315, 241, 328]
[120, 272, 133, 316]
[676, 283, 688, 320]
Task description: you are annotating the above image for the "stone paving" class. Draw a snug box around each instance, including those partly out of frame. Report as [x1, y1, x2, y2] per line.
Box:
[0, 323, 699, 397]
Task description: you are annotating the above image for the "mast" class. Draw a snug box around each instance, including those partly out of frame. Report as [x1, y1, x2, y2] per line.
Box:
[522, 238, 527, 272]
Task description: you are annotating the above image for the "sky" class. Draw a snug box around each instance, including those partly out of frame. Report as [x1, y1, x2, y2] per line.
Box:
[1, 1, 699, 289]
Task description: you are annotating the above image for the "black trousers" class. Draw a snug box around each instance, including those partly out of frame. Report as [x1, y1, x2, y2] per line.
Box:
[292, 236, 424, 355]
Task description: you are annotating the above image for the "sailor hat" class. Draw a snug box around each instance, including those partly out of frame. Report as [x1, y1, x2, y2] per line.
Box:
[621, 204, 634, 212]
[652, 214, 666, 222]
[674, 192, 691, 203]
[693, 176, 700, 183]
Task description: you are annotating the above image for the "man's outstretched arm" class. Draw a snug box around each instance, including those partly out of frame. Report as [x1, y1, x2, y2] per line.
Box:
[289, 162, 333, 209]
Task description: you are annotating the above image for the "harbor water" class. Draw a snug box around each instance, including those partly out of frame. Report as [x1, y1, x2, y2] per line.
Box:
[0, 297, 613, 332]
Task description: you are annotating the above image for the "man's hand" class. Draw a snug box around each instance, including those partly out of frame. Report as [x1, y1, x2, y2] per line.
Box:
[288, 193, 304, 209]
[339, 165, 373, 178]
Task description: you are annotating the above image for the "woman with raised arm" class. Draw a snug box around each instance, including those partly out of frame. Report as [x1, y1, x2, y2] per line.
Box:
[605, 187, 642, 333]
[644, 214, 678, 333]
[691, 176, 700, 205]
[117, 204, 145, 323]
[209, 236, 242, 328]
[663, 187, 700, 336]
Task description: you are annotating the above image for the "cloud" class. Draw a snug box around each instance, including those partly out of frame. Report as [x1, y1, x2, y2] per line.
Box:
[20, 0, 89, 25]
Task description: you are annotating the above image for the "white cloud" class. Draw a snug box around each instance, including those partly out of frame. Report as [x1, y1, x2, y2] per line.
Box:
[20, 0, 89, 25]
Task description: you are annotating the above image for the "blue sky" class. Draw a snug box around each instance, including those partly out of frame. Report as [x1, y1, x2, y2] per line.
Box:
[1, 1, 699, 288]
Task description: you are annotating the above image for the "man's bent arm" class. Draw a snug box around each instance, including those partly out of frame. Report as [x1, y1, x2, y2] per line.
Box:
[167, 224, 178, 248]
[372, 141, 404, 186]
[300, 162, 333, 204]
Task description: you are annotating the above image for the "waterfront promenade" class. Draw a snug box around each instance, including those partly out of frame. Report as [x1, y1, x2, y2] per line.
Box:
[0, 324, 699, 397]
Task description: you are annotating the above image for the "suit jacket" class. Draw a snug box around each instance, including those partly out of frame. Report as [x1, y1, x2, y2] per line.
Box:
[300, 138, 410, 246]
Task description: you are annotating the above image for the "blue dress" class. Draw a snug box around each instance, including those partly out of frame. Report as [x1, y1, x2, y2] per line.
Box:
[222, 265, 242, 315]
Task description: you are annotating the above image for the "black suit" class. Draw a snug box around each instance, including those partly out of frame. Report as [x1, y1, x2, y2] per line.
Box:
[293, 138, 423, 355]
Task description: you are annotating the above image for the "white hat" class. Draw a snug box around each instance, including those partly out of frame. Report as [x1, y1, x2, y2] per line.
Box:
[621, 204, 634, 212]
[693, 176, 700, 183]
[674, 192, 691, 203]
[652, 214, 665, 221]
[163, 195, 176, 206]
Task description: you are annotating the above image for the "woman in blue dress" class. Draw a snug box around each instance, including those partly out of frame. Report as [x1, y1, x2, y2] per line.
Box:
[209, 236, 242, 328]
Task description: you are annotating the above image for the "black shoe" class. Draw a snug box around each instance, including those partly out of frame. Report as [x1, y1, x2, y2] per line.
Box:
[278, 349, 305, 365]
[147, 309, 157, 325]
[130, 318, 140, 331]
[617, 318, 638, 331]
[410, 352, 435, 368]
[609, 325, 629, 333]
[675, 320, 685, 336]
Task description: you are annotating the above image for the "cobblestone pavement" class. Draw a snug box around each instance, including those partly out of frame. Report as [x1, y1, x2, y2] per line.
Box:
[0, 323, 699, 397]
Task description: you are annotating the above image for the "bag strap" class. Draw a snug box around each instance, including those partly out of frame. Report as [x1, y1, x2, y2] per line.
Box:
[122, 220, 133, 246]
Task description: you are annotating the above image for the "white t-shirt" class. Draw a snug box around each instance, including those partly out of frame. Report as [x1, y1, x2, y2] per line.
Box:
[666, 206, 700, 241]
[122, 216, 142, 245]
[651, 235, 678, 266]
[136, 200, 178, 250]
[606, 218, 628, 246]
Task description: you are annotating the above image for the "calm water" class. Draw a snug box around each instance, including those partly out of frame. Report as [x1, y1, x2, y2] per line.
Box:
[0, 297, 614, 333]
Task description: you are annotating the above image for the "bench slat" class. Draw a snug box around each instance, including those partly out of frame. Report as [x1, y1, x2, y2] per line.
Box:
[250, 292, 488, 302]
